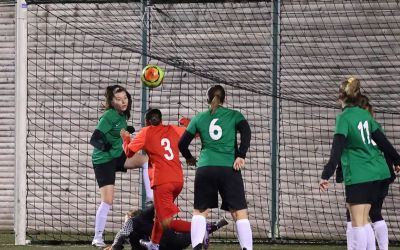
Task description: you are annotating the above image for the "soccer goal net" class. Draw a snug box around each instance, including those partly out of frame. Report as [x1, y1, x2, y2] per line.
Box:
[24, 0, 400, 244]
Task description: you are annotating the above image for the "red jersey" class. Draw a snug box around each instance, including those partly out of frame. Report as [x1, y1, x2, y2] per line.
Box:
[123, 124, 185, 187]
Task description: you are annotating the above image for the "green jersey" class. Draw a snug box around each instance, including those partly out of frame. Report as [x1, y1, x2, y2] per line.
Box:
[335, 106, 390, 185]
[186, 106, 245, 168]
[92, 108, 127, 165]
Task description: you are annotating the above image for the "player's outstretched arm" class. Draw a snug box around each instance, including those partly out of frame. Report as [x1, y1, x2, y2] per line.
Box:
[120, 128, 135, 158]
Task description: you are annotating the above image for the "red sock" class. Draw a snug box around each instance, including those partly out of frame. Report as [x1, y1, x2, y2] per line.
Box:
[150, 218, 163, 244]
[169, 219, 191, 233]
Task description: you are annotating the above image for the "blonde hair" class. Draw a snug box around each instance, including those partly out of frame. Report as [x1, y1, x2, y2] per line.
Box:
[210, 95, 221, 114]
[339, 77, 361, 105]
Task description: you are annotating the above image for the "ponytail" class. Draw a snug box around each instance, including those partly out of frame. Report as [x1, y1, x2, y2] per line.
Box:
[210, 95, 221, 115]
[344, 77, 360, 98]
[339, 77, 361, 105]
[206, 85, 226, 114]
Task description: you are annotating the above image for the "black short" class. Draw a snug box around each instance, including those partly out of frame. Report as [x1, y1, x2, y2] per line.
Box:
[93, 152, 127, 188]
[345, 179, 388, 205]
[194, 166, 247, 211]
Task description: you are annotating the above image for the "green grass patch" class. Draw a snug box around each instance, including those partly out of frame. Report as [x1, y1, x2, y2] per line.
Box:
[3, 232, 400, 249]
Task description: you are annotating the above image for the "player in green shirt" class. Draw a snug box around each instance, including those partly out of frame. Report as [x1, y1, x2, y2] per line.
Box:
[336, 94, 398, 250]
[179, 85, 252, 250]
[319, 78, 400, 250]
[89, 85, 150, 247]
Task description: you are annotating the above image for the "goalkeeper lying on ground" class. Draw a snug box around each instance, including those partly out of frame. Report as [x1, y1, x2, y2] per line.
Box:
[104, 204, 228, 250]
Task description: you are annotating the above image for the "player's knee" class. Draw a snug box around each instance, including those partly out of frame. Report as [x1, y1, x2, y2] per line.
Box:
[231, 209, 248, 221]
[193, 208, 209, 216]
[160, 218, 172, 230]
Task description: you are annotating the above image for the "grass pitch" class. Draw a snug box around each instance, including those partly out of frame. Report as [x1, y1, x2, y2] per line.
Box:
[3, 232, 400, 249]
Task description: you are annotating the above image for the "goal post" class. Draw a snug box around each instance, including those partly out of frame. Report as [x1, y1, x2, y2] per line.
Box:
[14, 0, 28, 245]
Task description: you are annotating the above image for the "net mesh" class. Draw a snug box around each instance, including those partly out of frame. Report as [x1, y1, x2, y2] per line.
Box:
[25, 0, 400, 244]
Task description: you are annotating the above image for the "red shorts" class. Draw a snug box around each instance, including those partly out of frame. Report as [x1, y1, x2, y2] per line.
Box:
[153, 182, 183, 221]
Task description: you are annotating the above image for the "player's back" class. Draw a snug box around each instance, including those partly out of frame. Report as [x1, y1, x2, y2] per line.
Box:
[143, 124, 185, 186]
[337, 106, 390, 184]
[191, 106, 245, 167]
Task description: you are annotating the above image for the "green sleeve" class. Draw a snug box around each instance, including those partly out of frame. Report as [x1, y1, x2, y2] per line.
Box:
[186, 115, 198, 135]
[235, 111, 245, 126]
[334, 115, 348, 137]
[96, 112, 113, 134]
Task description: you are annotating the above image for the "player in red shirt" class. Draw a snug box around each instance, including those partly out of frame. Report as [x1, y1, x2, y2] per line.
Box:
[121, 108, 191, 250]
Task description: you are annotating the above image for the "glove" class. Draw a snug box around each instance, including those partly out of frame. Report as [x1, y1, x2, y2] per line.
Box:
[126, 126, 135, 134]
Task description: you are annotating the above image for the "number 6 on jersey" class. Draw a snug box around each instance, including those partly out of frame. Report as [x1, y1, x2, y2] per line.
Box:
[209, 118, 222, 140]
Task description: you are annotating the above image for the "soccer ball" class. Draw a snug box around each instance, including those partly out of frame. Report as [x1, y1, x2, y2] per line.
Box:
[141, 65, 164, 88]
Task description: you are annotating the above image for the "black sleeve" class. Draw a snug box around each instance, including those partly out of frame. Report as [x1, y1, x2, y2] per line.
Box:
[372, 129, 400, 166]
[89, 129, 112, 152]
[178, 131, 195, 159]
[384, 152, 396, 183]
[335, 162, 344, 183]
[111, 218, 135, 250]
[321, 134, 346, 180]
[236, 119, 251, 158]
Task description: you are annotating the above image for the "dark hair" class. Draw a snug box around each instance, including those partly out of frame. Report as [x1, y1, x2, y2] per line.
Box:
[358, 94, 373, 116]
[104, 85, 132, 119]
[339, 77, 361, 105]
[207, 85, 225, 114]
[145, 108, 162, 126]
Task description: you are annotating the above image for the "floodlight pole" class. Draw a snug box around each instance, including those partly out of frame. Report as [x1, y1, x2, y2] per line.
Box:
[140, 0, 150, 208]
[14, 0, 28, 245]
[270, 0, 281, 242]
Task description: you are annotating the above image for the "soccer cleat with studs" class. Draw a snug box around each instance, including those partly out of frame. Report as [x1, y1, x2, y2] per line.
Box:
[203, 227, 210, 249]
[139, 239, 159, 250]
[208, 216, 229, 234]
[91, 238, 106, 247]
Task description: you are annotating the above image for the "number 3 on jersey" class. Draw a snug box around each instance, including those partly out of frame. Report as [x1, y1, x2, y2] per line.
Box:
[209, 118, 222, 140]
[161, 138, 174, 160]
